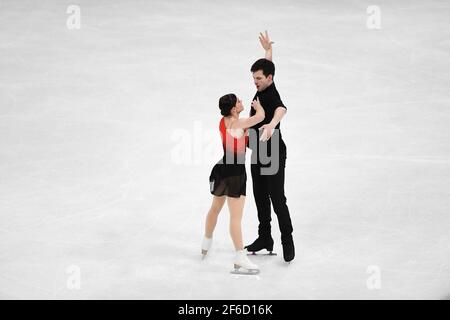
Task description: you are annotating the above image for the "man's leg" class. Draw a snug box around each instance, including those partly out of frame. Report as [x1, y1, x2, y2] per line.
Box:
[251, 163, 272, 237]
[268, 156, 294, 261]
[245, 163, 275, 253]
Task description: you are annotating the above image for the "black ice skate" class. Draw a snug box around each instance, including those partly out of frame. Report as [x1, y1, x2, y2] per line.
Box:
[282, 236, 295, 263]
[245, 237, 277, 256]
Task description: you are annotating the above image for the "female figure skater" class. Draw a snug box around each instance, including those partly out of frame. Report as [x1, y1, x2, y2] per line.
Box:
[201, 94, 265, 275]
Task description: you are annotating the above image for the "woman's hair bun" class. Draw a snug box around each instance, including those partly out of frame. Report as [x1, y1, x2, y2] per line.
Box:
[218, 94, 237, 116]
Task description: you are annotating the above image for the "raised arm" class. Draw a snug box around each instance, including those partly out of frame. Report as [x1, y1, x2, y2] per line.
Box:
[259, 30, 274, 61]
[230, 97, 265, 130]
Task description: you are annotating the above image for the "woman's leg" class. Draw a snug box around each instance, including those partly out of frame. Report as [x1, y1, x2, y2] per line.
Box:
[204, 195, 226, 238]
[227, 196, 246, 250]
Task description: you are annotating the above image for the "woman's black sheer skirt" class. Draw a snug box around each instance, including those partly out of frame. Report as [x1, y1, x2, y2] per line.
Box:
[209, 157, 246, 198]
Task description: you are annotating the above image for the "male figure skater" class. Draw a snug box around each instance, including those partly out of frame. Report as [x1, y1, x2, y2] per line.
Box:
[245, 31, 295, 262]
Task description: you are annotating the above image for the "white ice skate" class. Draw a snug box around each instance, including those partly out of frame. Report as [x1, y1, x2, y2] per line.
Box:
[231, 250, 260, 275]
[201, 236, 212, 259]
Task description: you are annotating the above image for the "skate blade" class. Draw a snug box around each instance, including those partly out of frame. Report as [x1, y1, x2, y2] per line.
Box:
[201, 249, 209, 260]
[247, 251, 277, 256]
[230, 269, 260, 275]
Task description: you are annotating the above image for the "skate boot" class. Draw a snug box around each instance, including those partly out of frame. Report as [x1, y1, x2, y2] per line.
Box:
[245, 236, 276, 256]
[231, 250, 260, 275]
[281, 235, 295, 263]
[201, 236, 212, 259]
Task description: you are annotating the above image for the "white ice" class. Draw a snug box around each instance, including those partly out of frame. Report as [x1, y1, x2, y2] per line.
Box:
[0, 0, 449, 299]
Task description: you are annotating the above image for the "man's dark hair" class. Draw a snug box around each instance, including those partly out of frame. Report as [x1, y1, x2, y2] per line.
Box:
[251, 58, 275, 78]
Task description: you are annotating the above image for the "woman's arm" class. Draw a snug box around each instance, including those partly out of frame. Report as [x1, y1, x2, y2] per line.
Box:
[231, 98, 265, 130]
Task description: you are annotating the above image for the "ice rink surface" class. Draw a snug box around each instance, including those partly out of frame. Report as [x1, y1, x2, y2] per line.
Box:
[0, 0, 449, 299]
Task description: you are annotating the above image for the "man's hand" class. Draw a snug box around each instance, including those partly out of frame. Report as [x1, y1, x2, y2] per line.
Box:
[259, 123, 275, 142]
[259, 30, 274, 51]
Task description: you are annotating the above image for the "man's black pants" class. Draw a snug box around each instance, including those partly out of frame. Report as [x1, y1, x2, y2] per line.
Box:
[250, 150, 293, 242]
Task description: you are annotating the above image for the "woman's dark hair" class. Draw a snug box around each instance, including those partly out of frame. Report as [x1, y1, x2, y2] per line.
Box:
[218, 93, 237, 116]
